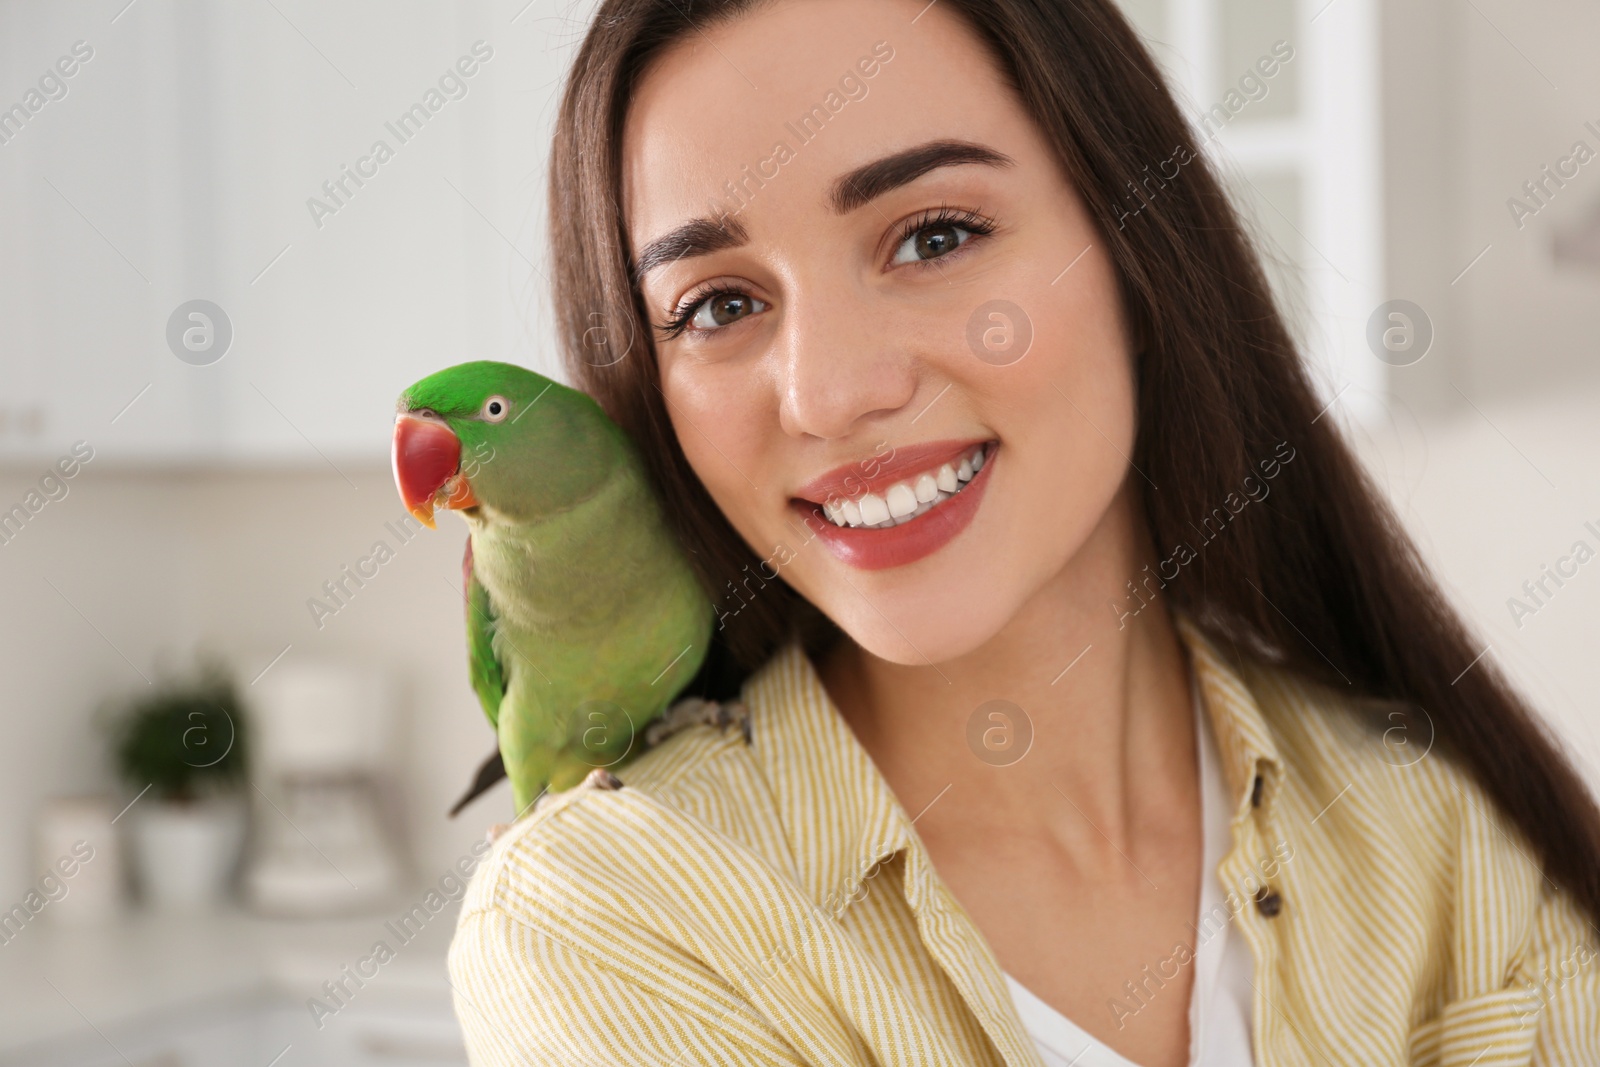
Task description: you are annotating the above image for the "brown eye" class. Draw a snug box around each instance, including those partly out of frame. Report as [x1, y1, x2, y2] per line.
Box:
[893, 222, 969, 265]
[918, 225, 960, 258]
[692, 293, 763, 330]
[889, 207, 995, 268]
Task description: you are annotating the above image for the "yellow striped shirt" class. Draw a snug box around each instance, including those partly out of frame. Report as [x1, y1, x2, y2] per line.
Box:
[448, 614, 1600, 1064]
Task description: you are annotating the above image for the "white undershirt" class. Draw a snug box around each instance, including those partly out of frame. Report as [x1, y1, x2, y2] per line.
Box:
[1003, 675, 1256, 1066]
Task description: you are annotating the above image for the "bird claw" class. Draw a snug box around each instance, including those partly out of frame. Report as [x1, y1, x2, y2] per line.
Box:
[644, 697, 753, 748]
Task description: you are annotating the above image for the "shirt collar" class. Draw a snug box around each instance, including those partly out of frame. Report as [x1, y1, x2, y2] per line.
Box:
[1174, 610, 1287, 823]
[737, 613, 1286, 1064]
[741, 641, 912, 913]
[741, 612, 1286, 904]
[740, 641, 1035, 1061]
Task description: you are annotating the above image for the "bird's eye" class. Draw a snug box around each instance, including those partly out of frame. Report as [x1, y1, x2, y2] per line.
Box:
[481, 396, 510, 423]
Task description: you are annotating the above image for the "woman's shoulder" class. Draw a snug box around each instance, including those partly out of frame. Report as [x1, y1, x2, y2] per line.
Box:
[1236, 654, 1523, 857]
[1232, 652, 1595, 936]
[1234, 656, 1600, 1058]
[456, 710, 781, 925]
[1184, 619, 1495, 839]
[444, 715, 822, 1066]
[1235, 655, 1510, 838]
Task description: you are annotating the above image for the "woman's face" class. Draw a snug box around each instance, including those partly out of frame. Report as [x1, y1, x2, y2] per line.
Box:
[621, 0, 1138, 665]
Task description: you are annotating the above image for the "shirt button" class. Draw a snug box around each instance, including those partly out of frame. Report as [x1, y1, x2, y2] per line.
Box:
[1255, 886, 1283, 917]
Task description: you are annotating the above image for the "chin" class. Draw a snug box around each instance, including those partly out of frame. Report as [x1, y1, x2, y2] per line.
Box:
[847, 609, 1011, 667]
[800, 543, 1027, 667]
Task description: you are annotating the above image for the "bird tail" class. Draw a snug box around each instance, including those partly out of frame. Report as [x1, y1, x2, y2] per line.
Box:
[448, 748, 507, 817]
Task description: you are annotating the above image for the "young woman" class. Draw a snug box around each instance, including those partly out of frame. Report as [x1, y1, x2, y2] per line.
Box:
[447, 1, 1600, 1063]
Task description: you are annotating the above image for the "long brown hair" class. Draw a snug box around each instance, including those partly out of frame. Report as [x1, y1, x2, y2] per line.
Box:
[546, 0, 1600, 927]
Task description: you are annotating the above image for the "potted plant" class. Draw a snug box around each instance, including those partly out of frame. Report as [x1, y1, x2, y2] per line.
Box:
[104, 659, 250, 910]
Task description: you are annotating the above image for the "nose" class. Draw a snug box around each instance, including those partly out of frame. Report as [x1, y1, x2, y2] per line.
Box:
[775, 278, 920, 441]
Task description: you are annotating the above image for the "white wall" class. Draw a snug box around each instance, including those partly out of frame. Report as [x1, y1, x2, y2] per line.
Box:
[1350, 389, 1600, 791]
[1381, 0, 1600, 413]
[0, 463, 501, 903]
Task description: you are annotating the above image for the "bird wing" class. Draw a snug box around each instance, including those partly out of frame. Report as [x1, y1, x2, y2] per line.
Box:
[463, 537, 506, 731]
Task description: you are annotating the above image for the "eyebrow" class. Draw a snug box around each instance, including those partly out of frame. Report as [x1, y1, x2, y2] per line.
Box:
[630, 138, 1015, 282]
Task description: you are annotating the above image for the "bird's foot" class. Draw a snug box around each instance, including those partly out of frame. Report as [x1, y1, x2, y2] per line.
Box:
[644, 697, 753, 748]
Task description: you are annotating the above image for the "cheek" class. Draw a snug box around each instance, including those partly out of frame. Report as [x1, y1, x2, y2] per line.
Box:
[1001, 251, 1137, 454]
[660, 359, 772, 544]
[986, 250, 1138, 545]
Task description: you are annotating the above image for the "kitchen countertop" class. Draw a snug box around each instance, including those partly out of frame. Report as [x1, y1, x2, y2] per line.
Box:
[0, 891, 460, 1056]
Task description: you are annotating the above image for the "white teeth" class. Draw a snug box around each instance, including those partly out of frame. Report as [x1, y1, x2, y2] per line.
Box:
[814, 444, 992, 530]
[886, 483, 918, 519]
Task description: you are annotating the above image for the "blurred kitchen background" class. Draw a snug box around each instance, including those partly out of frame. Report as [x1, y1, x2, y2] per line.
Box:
[1, 0, 1597, 1062]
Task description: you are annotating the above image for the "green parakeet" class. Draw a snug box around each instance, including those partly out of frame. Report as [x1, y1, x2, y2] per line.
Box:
[391, 361, 725, 817]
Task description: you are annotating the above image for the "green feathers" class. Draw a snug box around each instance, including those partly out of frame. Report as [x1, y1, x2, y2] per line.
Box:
[393, 361, 713, 816]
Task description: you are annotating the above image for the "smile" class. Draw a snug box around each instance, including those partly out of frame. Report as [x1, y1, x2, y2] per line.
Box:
[789, 439, 998, 571]
[820, 443, 988, 529]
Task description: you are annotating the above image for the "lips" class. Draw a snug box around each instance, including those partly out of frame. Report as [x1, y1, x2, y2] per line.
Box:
[792, 438, 993, 506]
[789, 439, 998, 571]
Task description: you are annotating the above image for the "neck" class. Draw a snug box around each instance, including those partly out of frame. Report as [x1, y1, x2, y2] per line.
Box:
[818, 484, 1197, 853]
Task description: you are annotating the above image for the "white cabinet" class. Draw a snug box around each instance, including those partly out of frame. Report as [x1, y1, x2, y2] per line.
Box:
[0, 0, 570, 467]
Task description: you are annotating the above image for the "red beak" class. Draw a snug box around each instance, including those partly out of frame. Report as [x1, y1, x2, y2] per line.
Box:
[392, 414, 477, 528]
